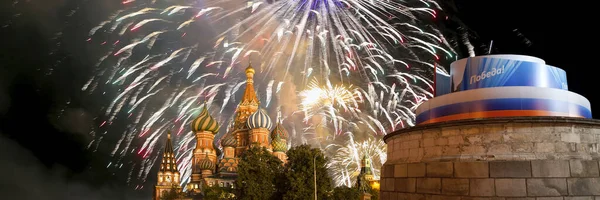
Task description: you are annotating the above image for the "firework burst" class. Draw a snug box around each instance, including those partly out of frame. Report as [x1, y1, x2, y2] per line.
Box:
[326, 134, 386, 187]
[82, 0, 457, 187]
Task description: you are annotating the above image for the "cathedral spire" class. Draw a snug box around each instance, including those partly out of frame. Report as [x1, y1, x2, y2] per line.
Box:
[160, 131, 178, 173]
[155, 131, 181, 200]
[241, 62, 259, 106]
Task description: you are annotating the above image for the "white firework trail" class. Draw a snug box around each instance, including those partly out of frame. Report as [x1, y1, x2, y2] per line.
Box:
[83, 0, 460, 186]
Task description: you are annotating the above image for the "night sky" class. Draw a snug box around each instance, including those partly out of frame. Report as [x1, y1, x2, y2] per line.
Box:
[0, 1, 585, 200]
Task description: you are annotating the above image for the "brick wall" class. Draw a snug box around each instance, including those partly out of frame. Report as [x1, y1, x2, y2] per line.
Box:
[385, 120, 600, 163]
[380, 160, 600, 199]
[382, 117, 600, 199]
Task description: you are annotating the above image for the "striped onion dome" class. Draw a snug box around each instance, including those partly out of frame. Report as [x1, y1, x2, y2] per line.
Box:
[191, 106, 219, 134]
[197, 155, 215, 171]
[246, 109, 273, 130]
[270, 122, 289, 140]
[271, 134, 287, 152]
[220, 132, 237, 147]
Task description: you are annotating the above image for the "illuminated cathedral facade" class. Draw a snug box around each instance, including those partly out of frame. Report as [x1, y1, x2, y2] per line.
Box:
[154, 63, 289, 200]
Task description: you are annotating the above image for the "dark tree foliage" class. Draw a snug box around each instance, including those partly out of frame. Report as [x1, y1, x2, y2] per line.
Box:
[203, 183, 235, 200]
[160, 186, 183, 200]
[331, 186, 359, 200]
[356, 173, 371, 193]
[370, 188, 379, 200]
[235, 146, 283, 200]
[281, 144, 333, 200]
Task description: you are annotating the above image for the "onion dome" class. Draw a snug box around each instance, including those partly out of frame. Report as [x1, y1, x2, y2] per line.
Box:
[218, 157, 238, 173]
[271, 134, 287, 152]
[191, 106, 220, 134]
[270, 122, 289, 139]
[246, 109, 273, 130]
[197, 155, 215, 171]
[220, 132, 237, 147]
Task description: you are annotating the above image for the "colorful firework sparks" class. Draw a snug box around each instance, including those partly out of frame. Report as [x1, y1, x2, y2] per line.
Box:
[300, 79, 355, 112]
[325, 135, 386, 187]
[298, 78, 357, 133]
[83, 0, 457, 188]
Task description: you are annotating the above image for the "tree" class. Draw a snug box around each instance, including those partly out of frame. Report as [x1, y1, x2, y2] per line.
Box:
[331, 186, 359, 200]
[160, 186, 183, 200]
[369, 188, 379, 200]
[356, 173, 372, 194]
[203, 183, 235, 200]
[281, 145, 333, 200]
[236, 146, 283, 200]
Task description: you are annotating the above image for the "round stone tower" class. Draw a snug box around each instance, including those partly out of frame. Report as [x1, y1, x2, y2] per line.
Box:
[381, 55, 599, 199]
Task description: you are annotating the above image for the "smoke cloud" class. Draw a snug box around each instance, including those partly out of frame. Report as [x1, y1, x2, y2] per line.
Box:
[49, 108, 95, 142]
[0, 134, 146, 200]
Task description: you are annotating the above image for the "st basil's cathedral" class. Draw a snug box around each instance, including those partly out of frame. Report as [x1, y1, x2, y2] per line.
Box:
[153, 63, 289, 200]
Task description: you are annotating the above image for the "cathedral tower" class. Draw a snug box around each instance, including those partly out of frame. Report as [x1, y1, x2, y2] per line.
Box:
[270, 120, 289, 163]
[234, 63, 260, 156]
[247, 108, 273, 149]
[189, 105, 220, 192]
[218, 131, 239, 176]
[154, 131, 181, 200]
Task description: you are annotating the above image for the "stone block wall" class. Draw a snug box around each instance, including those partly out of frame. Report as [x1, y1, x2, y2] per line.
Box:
[385, 120, 600, 163]
[380, 160, 600, 199]
[382, 117, 600, 199]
